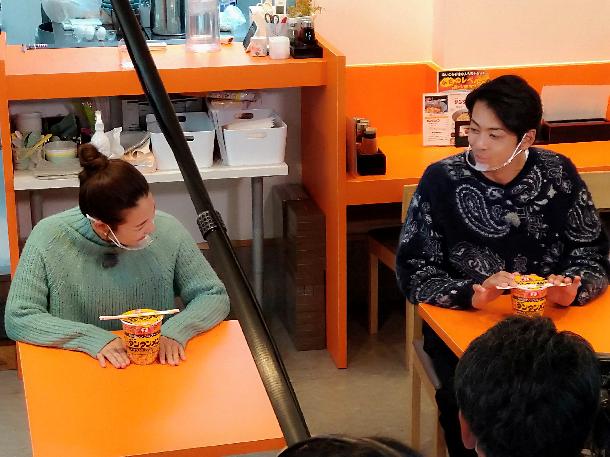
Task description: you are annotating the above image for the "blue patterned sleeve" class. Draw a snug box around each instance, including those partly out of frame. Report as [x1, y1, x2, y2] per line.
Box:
[559, 165, 610, 305]
[395, 179, 474, 309]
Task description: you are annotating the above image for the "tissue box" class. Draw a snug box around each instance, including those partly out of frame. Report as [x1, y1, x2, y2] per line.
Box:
[423, 91, 469, 146]
[539, 119, 610, 144]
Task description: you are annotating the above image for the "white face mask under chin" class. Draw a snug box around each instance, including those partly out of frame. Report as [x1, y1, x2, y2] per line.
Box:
[465, 136, 528, 172]
[86, 214, 153, 251]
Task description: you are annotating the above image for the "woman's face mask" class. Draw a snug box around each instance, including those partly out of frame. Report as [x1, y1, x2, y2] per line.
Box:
[86, 215, 153, 251]
[85, 193, 156, 251]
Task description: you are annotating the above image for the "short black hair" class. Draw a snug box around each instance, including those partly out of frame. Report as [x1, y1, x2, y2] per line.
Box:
[465, 75, 542, 138]
[455, 316, 600, 457]
[277, 435, 422, 457]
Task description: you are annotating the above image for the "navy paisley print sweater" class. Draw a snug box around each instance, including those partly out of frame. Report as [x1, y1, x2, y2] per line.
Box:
[396, 148, 609, 309]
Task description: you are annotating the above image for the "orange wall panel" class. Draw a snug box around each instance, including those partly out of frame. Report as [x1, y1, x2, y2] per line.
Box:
[487, 62, 610, 92]
[345, 64, 437, 136]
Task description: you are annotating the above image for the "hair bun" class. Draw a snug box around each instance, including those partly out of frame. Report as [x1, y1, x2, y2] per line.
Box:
[78, 143, 109, 173]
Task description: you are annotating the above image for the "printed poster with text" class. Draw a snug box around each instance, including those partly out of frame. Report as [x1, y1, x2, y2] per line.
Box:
[437, 70, 490, 92]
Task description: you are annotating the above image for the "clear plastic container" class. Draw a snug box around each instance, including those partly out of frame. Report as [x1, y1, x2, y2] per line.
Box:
[118, 39, 133, 69]
[186, 0, 221, 52]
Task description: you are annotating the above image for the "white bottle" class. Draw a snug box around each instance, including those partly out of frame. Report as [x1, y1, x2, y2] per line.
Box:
[90, 111, 112, 157]
[187, 0, 221, 53]
[108, 127, 125, 159]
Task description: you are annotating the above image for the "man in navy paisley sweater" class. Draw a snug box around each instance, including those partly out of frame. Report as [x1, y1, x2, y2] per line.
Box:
[396, 75, 609, 457]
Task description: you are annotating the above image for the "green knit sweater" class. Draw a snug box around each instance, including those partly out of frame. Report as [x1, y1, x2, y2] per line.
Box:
[5, 207, 230, 357]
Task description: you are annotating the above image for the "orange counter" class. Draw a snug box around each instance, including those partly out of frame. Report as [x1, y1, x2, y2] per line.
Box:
[347, 135, 610, 205]
[18, 321, 285, 457]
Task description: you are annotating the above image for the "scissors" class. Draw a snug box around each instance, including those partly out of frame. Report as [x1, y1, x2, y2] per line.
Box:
[265, 13, 280, 24]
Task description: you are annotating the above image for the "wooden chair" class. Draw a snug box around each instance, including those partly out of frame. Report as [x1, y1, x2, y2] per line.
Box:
[367, 185, 416, 338]
[407, 302, 446, 457]
[386, 184, 444, 457]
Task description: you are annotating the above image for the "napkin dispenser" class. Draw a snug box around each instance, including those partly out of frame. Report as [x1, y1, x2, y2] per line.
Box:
[539, 85, 610, 143]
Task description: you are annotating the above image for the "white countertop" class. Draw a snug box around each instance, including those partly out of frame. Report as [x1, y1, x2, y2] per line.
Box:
[13, 162, 289, 191]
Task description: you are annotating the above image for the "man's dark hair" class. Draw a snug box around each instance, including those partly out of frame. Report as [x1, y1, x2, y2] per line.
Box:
[465, 75, 542, 138]
[277, 435, 421, 457]
[455, 316, 600, 457]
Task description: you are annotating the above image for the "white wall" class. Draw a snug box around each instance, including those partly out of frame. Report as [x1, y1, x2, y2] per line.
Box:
[315, 0, 434, 65]
[432, 0, 610, 69]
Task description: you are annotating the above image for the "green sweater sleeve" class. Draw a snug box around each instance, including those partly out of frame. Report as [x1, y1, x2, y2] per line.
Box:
[4, 239, 118, 357]
[161, 227, 230, 346]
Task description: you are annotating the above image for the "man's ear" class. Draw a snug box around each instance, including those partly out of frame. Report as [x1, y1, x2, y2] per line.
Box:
[521, 129, 537, 149]
[459, 410, 477, 450]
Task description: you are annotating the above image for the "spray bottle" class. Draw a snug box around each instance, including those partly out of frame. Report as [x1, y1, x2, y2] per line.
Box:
[90, 110, 111, 157]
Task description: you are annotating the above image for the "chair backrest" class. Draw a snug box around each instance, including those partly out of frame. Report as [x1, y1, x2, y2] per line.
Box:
[580, 172, 610, 210]
[401, 184, 417, 223]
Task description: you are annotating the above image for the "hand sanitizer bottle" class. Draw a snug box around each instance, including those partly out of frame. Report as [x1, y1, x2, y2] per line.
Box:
[90, 111, 111, 157]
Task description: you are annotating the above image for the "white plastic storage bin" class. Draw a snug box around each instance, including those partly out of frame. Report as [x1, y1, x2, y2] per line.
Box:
[208, 108, 287, 166]
[146, 112, 215, 170]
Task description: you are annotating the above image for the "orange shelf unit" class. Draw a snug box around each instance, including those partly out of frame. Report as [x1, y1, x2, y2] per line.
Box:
[5, 42, 327, 99]
[0, 33, 349, 369]
[0, 34, 331, 275]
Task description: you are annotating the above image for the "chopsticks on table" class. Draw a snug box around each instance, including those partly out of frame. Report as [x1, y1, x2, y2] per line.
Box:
[99, 308, 180, 321]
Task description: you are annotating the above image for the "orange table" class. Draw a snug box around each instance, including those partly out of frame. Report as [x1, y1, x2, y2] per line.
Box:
[18, 321, 285, 457]
[418, 293, 610, 357]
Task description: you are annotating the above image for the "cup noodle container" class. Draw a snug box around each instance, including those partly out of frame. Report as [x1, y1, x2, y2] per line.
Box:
[511, 275, 547, 317]
[120, 309, 163, 365]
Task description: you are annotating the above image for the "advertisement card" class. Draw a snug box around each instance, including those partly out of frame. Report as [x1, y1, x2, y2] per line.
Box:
[423, 91, 470, 146]
[438, 70, 489, 92]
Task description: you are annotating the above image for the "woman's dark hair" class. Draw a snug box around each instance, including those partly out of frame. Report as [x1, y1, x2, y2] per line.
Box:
[465, 75, 543, 138]
[78, 143, 149, 228]
[455, 316, 600, 457]
[277, 435, 421, 457]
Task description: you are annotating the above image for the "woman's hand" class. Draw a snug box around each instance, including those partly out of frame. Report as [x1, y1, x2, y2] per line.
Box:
[472, 271, 517, 309]
[546, 275, 581, 307]
[159, 336, 186, 366]
[97, 338, 130, 369]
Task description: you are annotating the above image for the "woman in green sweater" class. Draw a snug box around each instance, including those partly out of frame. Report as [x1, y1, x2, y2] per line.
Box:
[5, 144, 230, 368]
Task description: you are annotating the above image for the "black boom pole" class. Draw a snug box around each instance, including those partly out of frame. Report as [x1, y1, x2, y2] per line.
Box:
[110, 0, 310, 445]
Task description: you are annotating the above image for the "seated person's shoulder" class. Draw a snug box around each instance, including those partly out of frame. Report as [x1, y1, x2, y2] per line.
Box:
[419, 153, 466, 187]
[28, 207, 80, 243]
[534, 147, 578, 173]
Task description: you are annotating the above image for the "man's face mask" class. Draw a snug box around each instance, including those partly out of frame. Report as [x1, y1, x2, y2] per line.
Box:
[465, 134, 528, 172]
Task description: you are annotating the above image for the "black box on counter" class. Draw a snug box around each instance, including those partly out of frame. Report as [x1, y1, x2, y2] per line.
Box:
[290, 44, 323, 59]
[357, 150, 386, 176]
[539, 119, 610, 144]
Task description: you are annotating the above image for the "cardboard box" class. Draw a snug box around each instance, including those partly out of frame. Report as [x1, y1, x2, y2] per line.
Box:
[423, 91, 470, 146]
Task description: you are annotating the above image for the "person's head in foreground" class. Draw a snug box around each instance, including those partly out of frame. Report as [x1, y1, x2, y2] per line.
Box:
[455, 316, 600, 457]
[464, 74, 542, 173]
[277, 435, 421, 457]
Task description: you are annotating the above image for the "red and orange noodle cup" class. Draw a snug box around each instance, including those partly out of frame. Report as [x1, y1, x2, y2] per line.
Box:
[120, 309, 163, 365]
[511, 274, 547, 318]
